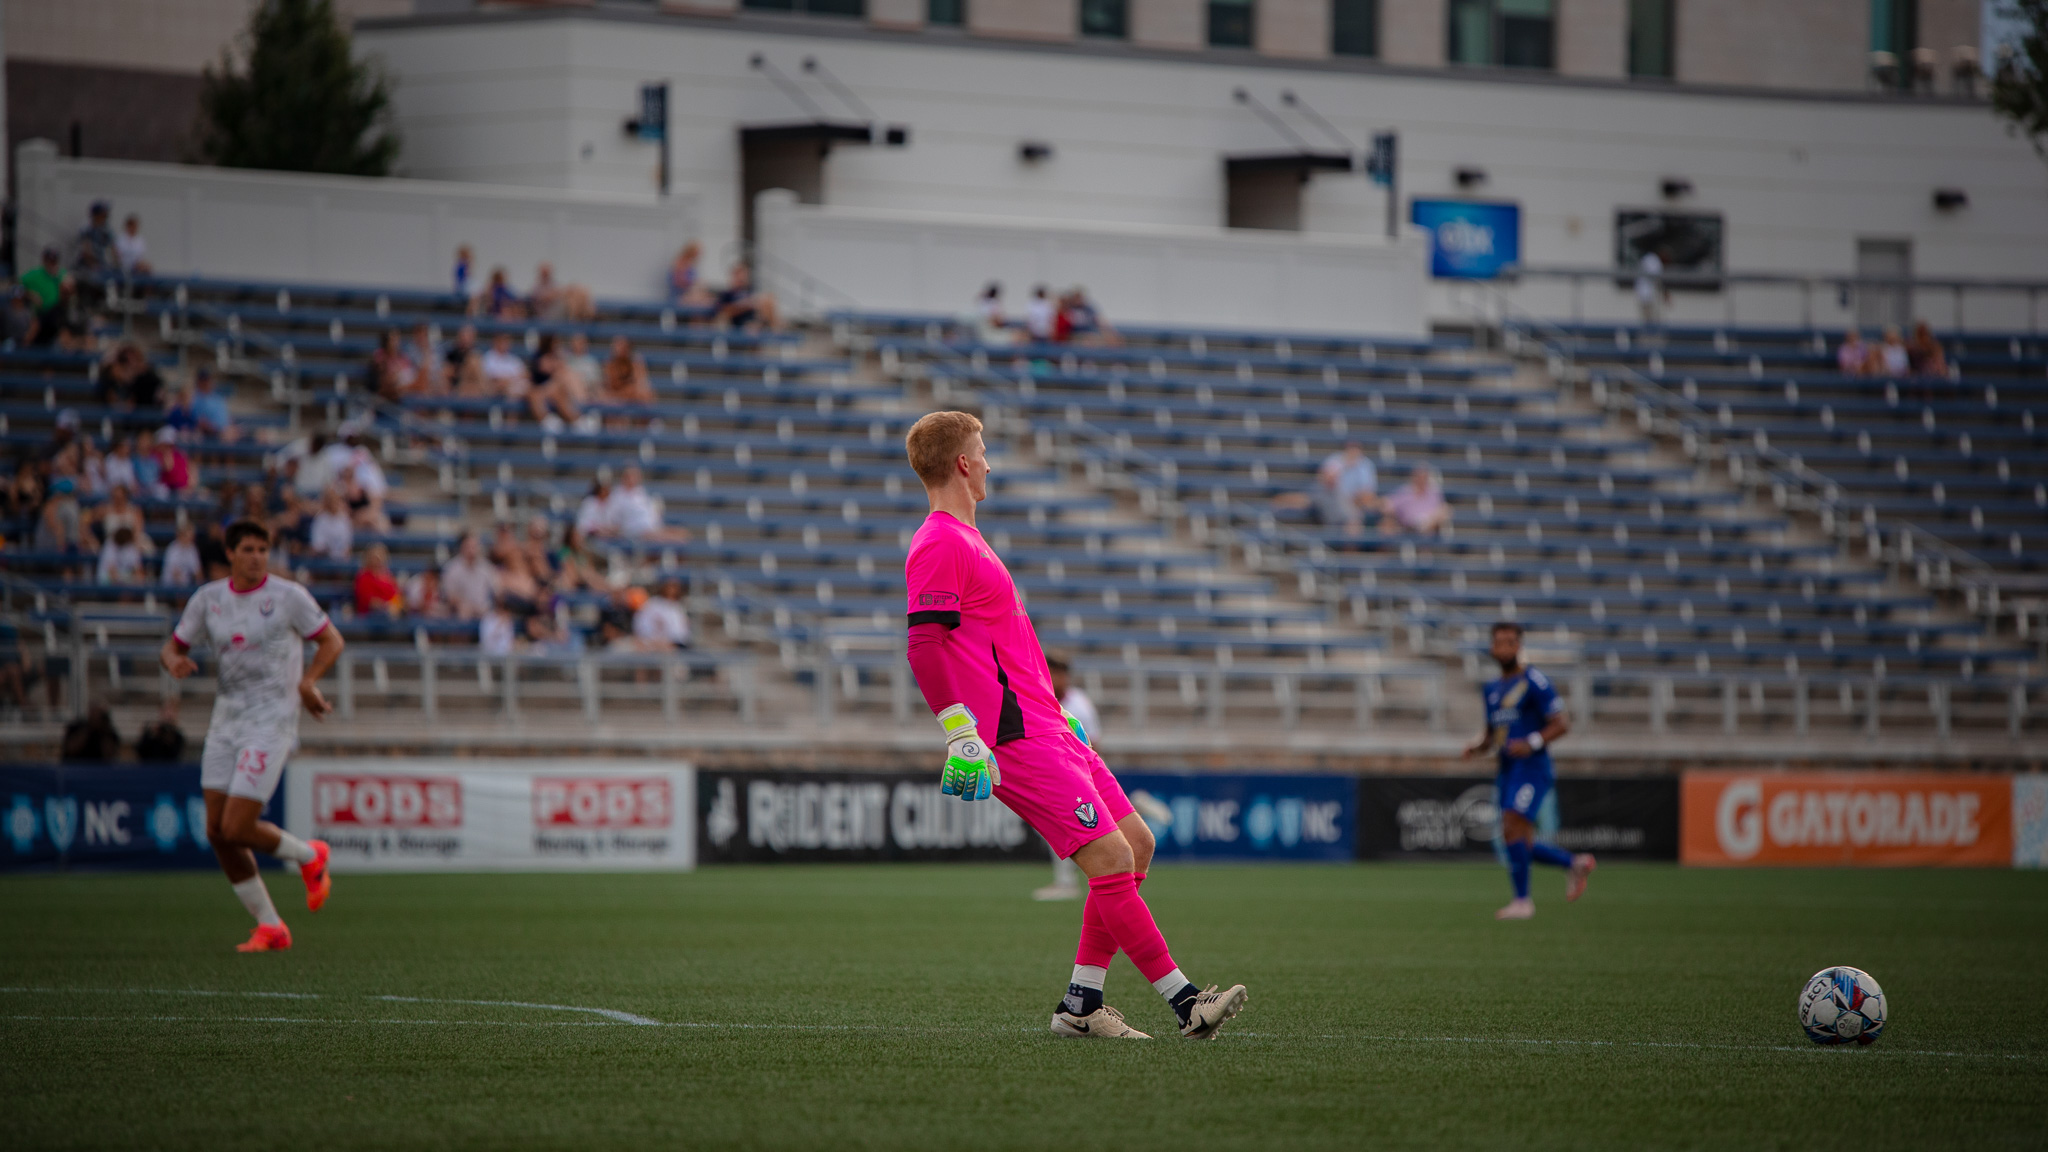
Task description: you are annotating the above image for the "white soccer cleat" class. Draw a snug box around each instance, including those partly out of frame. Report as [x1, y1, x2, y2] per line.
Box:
[1566, 853, 1597, 902]
[1179, 984, 1248, 1040]
[1050, 1005, 1151, 1039]
[1495, 898, 1535, 920]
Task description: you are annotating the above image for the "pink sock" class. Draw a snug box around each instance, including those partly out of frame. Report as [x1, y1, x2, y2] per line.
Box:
[1085, 873, 1176, 983]
[1075, 889, 1118, 968]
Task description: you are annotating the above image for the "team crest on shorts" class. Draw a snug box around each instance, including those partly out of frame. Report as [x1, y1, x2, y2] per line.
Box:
[1074, 802, 1098, 829]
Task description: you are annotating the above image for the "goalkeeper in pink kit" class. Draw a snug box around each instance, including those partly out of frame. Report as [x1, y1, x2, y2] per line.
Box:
[902, 411, 1248, 1040]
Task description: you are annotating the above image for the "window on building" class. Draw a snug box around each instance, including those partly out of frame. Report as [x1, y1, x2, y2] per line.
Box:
[1080, 0, 1127, 37]
[1209, 0, 1255, 48]
[1448, 0, 1554, 69]
[1627, 0, 1673, 78]
[1870, 0, 1917, 57]
[742, 0, 866, 16]
[1332, 0, 1377, 57]
[928, 0, 964, 24]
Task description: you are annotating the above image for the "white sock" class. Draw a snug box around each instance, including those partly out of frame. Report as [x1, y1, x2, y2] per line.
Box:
[232, 876, 282, 927]
[1152, 967, 1191, 998]
[1070, 964, 1107, 991]
[272, 830, 316, 864]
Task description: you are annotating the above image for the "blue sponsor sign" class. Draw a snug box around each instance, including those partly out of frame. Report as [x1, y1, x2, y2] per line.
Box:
[1411, 199, 1521, 280]
[0, 764, 283, 871]
[1116, 773, 1355, 861]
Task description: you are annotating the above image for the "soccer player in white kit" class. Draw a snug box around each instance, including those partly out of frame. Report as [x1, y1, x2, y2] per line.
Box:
[159, 520, 346, 952]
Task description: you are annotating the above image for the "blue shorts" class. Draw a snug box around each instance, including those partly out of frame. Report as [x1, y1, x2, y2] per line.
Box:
[1496, 759, 1554, 820]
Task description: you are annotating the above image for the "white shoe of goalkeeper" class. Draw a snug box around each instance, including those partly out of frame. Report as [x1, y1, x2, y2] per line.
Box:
[1050, 1005, 1151, 1039]
[1179, 984, 1248, 1040]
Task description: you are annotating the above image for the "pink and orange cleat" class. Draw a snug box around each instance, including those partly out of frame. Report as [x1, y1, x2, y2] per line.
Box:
[300, 840, 332, 911]
[1566, 853, 1597, 902]
[236, 923, 293, 952]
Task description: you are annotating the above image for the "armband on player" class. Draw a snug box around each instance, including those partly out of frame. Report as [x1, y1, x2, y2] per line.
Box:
[936, 704, 1000, 801]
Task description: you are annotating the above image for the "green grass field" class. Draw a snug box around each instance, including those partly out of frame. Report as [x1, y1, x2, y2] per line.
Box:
[3, 862, 2045, 1151]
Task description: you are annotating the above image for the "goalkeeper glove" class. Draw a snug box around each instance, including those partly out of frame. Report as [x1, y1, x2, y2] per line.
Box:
[1061, 706, 1091, 748]
[936, 704, 1000, 801]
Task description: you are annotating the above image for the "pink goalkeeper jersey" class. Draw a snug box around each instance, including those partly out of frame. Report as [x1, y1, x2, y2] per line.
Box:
[903, 510, 1066, 745]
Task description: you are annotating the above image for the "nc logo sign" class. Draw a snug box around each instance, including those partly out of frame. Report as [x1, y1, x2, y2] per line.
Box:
[45, 796, 78, 853]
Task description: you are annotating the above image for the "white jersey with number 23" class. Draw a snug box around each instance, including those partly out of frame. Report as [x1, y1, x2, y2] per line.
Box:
[174, 575, 330, 800]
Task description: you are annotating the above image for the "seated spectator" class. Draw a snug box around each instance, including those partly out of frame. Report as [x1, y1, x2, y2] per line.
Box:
[333, 433, 390, 531]
[479, 599, 517, 656]
[528, 262, 595, 322]
[1381, 465, 1452, 537]
[1024, 285, 1055, 342]
[1866, 325, 1910, 377]
[563, 331, 602, 385]
[134, 701, 186, 763]
[553, 524, 610, 591]
[480, 331, 531, 398]
[115, 214, 151, 278]
[1836, 329, 1868, 376]
[526, 333, 586, 424]
[973, 282, 1014, 347]
[1907, 321, 1948, 377]
[153, 428, 196, 496]
[407, 322, 445, 395]
[474, 266, 523, 320]
[97, 525, 147, 584]
[1055, 287, 1118, 346]
[446, 324, 486, 396]
[633, 575, 691, 651]
[606, 464, 688, 543]
[161, 522, 202, 586]
[92, 485, 151, 556]
[712, 262, 780, 331]
[353, 543, 404, 617]
[522, 611, 583, 657]
[21, 246, 67, 347]
[453, 244, 473, 297]
[308, 488, 354, 562]
[160, 388, 197, 436]
[599, 335, 656, 407]
[74, 202, 116, 278]
[495, 548, 544, 617]
[576, 477, 614, 539]
[197, 522, 231, 582]
[1274, 442, 1378, 533]
[403, 566, 449, 617]
[132, 430, 164, 497]
[441, 531, 499, 620]
[269, 487, 309, 555]
[5, 462, 44, 526]
[60, 699, 121, 763]
[670, 242, 713, 308]
[519, 515, 561, 587]
[36, 476, 95, 557]
[99, 343, 164, 411]
[190, 369, 234, 441]
[103, 437, 138, 494]
[80, 442, 109, 499]
[370, 329, 419, 401]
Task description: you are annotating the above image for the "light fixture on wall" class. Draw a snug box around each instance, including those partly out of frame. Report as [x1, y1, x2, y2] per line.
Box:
[1660, 177, 1693, 199]
[1454, 166, 1487, 189]
[1932, 187, 1968, 211]
[1018, 140, 1054, 163]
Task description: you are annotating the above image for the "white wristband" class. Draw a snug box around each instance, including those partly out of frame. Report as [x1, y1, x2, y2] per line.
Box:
[1525, 732, 1545, 752]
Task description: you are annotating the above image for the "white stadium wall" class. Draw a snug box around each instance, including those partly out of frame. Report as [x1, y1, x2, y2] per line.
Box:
[754, 190, 1431, 334]
[354, 9, 2048, 330]
[14, 140, 699, 300]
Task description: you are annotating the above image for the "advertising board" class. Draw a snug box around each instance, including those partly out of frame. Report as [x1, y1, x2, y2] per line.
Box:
[1680, 771, 2013, 867]
[1, 763, 283, 871]
[1118, 773, 1356, 862]
[1410, 199, 1521, 280]
[287, 759, 694, 872]
[695, 770, 1045, 863]
[1356, 776, 1678, 860]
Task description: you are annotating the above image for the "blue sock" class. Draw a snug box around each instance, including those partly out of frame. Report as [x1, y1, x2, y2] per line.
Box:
[1506, 840, 1531, 900]
[1530, 842, 1573, 869]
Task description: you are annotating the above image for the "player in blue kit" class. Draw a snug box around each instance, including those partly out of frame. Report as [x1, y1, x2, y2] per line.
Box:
[1462, 622, 1594, 920]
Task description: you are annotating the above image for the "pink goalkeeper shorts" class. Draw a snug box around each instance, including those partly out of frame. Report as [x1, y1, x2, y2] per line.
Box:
[992, 731, 1134, 860]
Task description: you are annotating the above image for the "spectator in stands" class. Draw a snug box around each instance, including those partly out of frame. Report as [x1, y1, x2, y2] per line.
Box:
[21, 247, 66, 347]
[1274, 442, 1378, 534]
[479, 598, 516, 656]
[1046, 654, 1099, 739]
[453, 245, 473, 297]
[152, 428, 196, 496]
[554, 524, 611, 592]
[480, 331, 531, 397]
[670, 242, 713, 308]
[161, 388, 197, 437]
[161, 522, 202, 586]
[495, 545, 545, 618]
[197, 521, 230, 582]
[80, 442, 108, 499]
[134, 701, 186, 763]
[132, 430, 164, 497]
[1025, 285, 1055, 342]
[403, 566, 448, 617]
[441, 531, 500, 620]
[1055, 287, 1118, 346]
[99, 343, 164, 411]
[91, 485, 151, 557]
[446, 324, 484, 396]
[973, 282, 1013, 346]
[103, 437, 138, 494]
[575, 477, 613, 539]
[5, 462, 44, 529]
[269, 488, 309, 557]
[190, 369, 234, 440]
[73, 201, 116, 278]
[60, 699, 121, 763]
[525, 333, 587, 424]
[600, 335, 656, 408]
[1635, 246, 1669, 329]
[608, 463, 688, 543]
[528, 262, 595, 322]
[1867, 325, 1911, 377]
[1907, 321, 1948, 378]
[1381, 465, 1451, 537]
[633, 575, 691, 652]
[407, 323, 444, 395]
[36, 476, 95, 558]
[353, 543, 404, 618]
[335, 433, 391, 531]
[115, 214, 151, 278]
[712, 262, 780, 331]
[371, 329, 419, 401]
[522, 610, 583, 657]
[1835, 329, 1868, 376]
[564, 331, 601, 385]
[97, 525, 147, 585]
[475, 266, 523, 319]
[308, 488, 354, 562]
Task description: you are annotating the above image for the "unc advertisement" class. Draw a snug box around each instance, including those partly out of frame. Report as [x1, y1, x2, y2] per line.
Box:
[1410, 199, 1521, 280]
[1117, 773, 1356, 862]
[1, 764, 283, 870]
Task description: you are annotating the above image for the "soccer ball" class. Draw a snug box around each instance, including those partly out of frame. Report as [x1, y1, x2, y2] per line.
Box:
[1798, 966, 1887, 1046]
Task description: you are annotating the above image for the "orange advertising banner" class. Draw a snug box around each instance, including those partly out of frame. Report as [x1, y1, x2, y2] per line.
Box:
[1681, 771, 2012, 867]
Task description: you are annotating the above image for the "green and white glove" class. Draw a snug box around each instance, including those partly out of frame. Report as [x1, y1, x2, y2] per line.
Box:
[1061, 706, 1091, 748]
[936, 704, 1000, 801]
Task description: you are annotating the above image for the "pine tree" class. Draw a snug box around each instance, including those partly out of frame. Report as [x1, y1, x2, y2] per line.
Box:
[197, 0, 400, 176]
[1990, 0, 2048, 160]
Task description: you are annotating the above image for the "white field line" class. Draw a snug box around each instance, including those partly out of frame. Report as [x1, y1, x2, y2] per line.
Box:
[0, 989, 2035, 1060]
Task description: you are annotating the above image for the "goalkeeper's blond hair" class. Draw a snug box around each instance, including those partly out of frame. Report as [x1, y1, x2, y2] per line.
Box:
[905, 410, 984, 489]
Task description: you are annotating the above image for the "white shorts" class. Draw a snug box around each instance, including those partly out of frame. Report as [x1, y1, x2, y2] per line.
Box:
[200, 735, 295, 803]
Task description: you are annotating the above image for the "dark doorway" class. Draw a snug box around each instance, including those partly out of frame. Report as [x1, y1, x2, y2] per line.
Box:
[738, 122, 873, 244]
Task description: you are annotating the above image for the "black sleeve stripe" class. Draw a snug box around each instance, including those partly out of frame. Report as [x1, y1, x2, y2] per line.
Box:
[907, 610, 961, 629]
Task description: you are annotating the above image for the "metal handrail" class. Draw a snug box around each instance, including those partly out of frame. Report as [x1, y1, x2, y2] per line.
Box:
[1490, 266, 2048, 335]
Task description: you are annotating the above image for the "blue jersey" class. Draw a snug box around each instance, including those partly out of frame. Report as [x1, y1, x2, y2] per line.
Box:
[1482, 666, 1564, 776]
